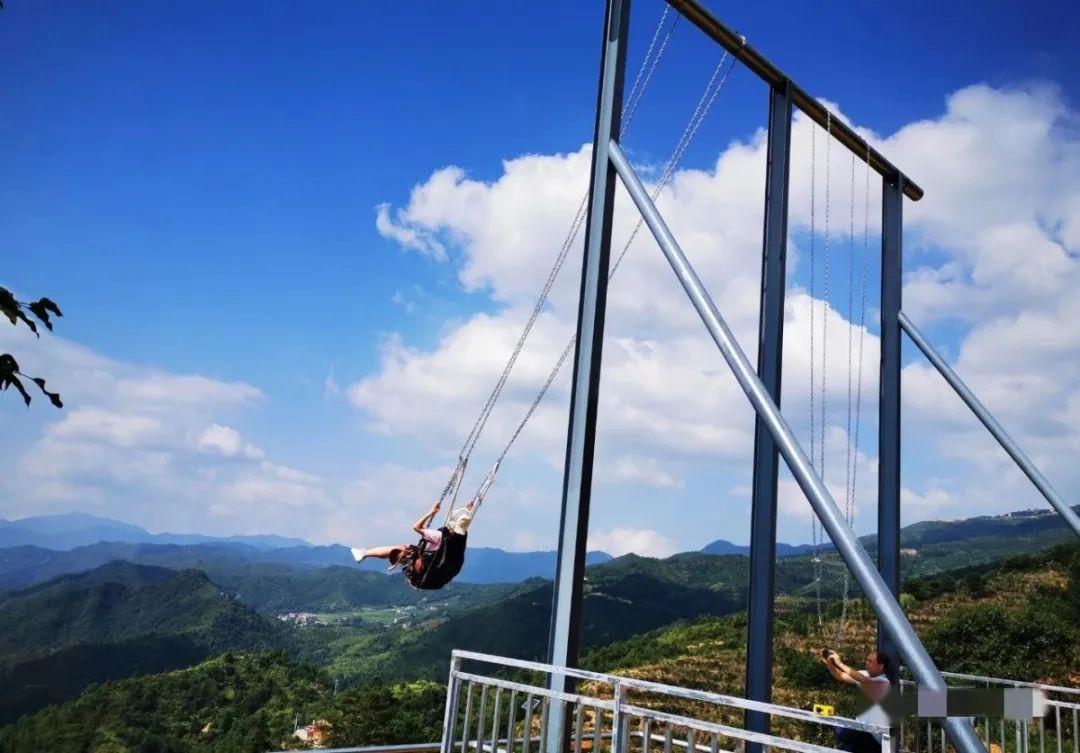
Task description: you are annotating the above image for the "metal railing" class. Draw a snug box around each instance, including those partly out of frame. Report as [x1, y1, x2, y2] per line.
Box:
[442, 651, 891, 753]
[898, 671, 1080, 753]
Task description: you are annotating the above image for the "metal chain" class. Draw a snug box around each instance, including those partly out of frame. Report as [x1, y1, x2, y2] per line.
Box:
[446, 6, 676, 496]
[820, 111, 831, 493]
[836, 149, 857, 645]
[613, 54, 734, 275]
[836, 145, 873, 645]
[809, 123, 823, 628]
[811, 113, 833, 629]
[622, 8, 678, 135]
[487, 54, 738, 480]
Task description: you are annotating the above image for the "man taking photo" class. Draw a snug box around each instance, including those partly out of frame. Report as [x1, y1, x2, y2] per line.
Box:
[820, 648, 893, 753]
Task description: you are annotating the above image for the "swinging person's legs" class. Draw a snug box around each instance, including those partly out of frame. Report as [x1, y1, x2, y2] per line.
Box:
[351, 544, 406, 564]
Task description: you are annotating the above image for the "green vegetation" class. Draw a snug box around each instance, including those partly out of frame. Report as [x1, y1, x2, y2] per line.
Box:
[0, 652, 450, 753]
[0, 566, 293, 723]
[0, 518, 1074, 752]
[327, 680, 446, 747]
[922, 543, 1080, 680]
[0, 568, 288, 669]
[0, 652, 329, 753]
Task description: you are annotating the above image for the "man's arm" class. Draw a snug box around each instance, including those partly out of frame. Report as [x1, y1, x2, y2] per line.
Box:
[412, 503, 441, 533]
[820, 654, 857, 684]
[830, 657, 873, 685]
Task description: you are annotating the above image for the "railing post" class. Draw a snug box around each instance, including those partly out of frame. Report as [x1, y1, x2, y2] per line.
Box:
[878, 174, 904, 682]
[745, 75, 793, 753]
[547, 0, 630, 751]
[613, 681, 625, 753]
[442, 654, 463, 753]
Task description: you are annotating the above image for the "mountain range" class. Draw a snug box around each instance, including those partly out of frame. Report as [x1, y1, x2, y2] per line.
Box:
[0, 503, 1075, 727]
[0, 512, 309, 551]
[0, 512, 613, 585]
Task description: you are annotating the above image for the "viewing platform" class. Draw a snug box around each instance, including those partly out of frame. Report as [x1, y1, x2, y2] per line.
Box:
[275, 654, 1079, 753]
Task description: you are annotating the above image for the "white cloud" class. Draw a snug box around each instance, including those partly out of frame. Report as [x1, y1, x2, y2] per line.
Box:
[375, 202, 447, 261]
[6, 81, 1079, 550]
[195, 424, 265, 460]
[588, 527, 678, 558]
[352, 81, 1080, 545]
[51, 407, 166, 447]
[0, 325, 328, 538]
[605, 454, 684, 490]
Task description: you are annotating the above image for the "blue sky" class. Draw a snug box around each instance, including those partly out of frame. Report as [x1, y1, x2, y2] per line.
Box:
[2, 1, 1078, 554]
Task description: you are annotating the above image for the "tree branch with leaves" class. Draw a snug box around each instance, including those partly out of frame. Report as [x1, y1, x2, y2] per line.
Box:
[0, 287, 63, 408]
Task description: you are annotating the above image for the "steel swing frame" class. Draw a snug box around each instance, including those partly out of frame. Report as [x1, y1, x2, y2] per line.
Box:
[546, 3, 1078, 753]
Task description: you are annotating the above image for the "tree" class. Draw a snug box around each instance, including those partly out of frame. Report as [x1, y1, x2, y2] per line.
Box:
[0, 287, 64, 408]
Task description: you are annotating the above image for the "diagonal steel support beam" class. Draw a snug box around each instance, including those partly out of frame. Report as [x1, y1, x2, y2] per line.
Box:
[608, 139, 986, 753]
[899, 311, 1080, 537]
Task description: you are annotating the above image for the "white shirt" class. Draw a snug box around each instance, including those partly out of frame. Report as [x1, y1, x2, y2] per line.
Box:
[855, 671, 892, 738]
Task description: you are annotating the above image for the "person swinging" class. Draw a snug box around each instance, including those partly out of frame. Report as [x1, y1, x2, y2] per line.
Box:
[351, 499, 475, 590]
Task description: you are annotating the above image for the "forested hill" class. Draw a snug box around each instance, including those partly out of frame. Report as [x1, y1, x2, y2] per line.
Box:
[0, 566, 293, 723]
[4, 543, 1075, 753]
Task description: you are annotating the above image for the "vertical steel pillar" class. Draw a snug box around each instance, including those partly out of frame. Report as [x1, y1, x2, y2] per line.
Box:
[546, 0, 630, 750]
[744, 79, 793, 752]
[877, 175, 904, 681]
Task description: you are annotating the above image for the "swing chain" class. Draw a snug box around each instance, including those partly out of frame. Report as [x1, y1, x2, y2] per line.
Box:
[483, 53, 737, 484]
[446, 6, 677, 495]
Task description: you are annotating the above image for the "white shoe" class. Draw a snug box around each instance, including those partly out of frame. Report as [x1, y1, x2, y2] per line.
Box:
[351, 547, 367, 564]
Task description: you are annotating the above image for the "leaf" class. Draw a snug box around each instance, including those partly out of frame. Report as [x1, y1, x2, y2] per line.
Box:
[0, 353, 19, 379]
[5, 372, 31, 406]
[0, 288, 18, 326]
[38, 297, 63, 318]
[31, 376, 63, 408]
[15, 309, 39, 336]
[28, 301, 54, 330]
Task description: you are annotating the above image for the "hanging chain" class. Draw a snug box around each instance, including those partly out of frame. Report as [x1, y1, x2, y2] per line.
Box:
[812, 113, 833, 629]
[820, 111, 832, 489]
[836, 148, 857, 645]
[836, 145, 873, 645]
[809, 123, 823, 628]
[489, 54, 737, 473]
[446, 6, 677, 497]
[622, 9, 679, 135]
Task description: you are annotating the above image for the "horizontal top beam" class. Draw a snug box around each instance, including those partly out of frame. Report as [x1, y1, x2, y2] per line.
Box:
[666, 0, 924, 201]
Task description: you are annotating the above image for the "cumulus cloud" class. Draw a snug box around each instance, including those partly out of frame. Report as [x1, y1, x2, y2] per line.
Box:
[605, 454, 685, 490]
[376, 202, 447, 261]
[588, 527, 678, 558]
[0, 324, 327, 537]
[6, 81, 1078, 550]
[353, 82, 1080, 546]
[196, 424, 265, 460]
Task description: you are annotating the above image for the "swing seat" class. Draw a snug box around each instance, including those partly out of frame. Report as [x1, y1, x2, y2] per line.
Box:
[405, 526, 468, 591]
